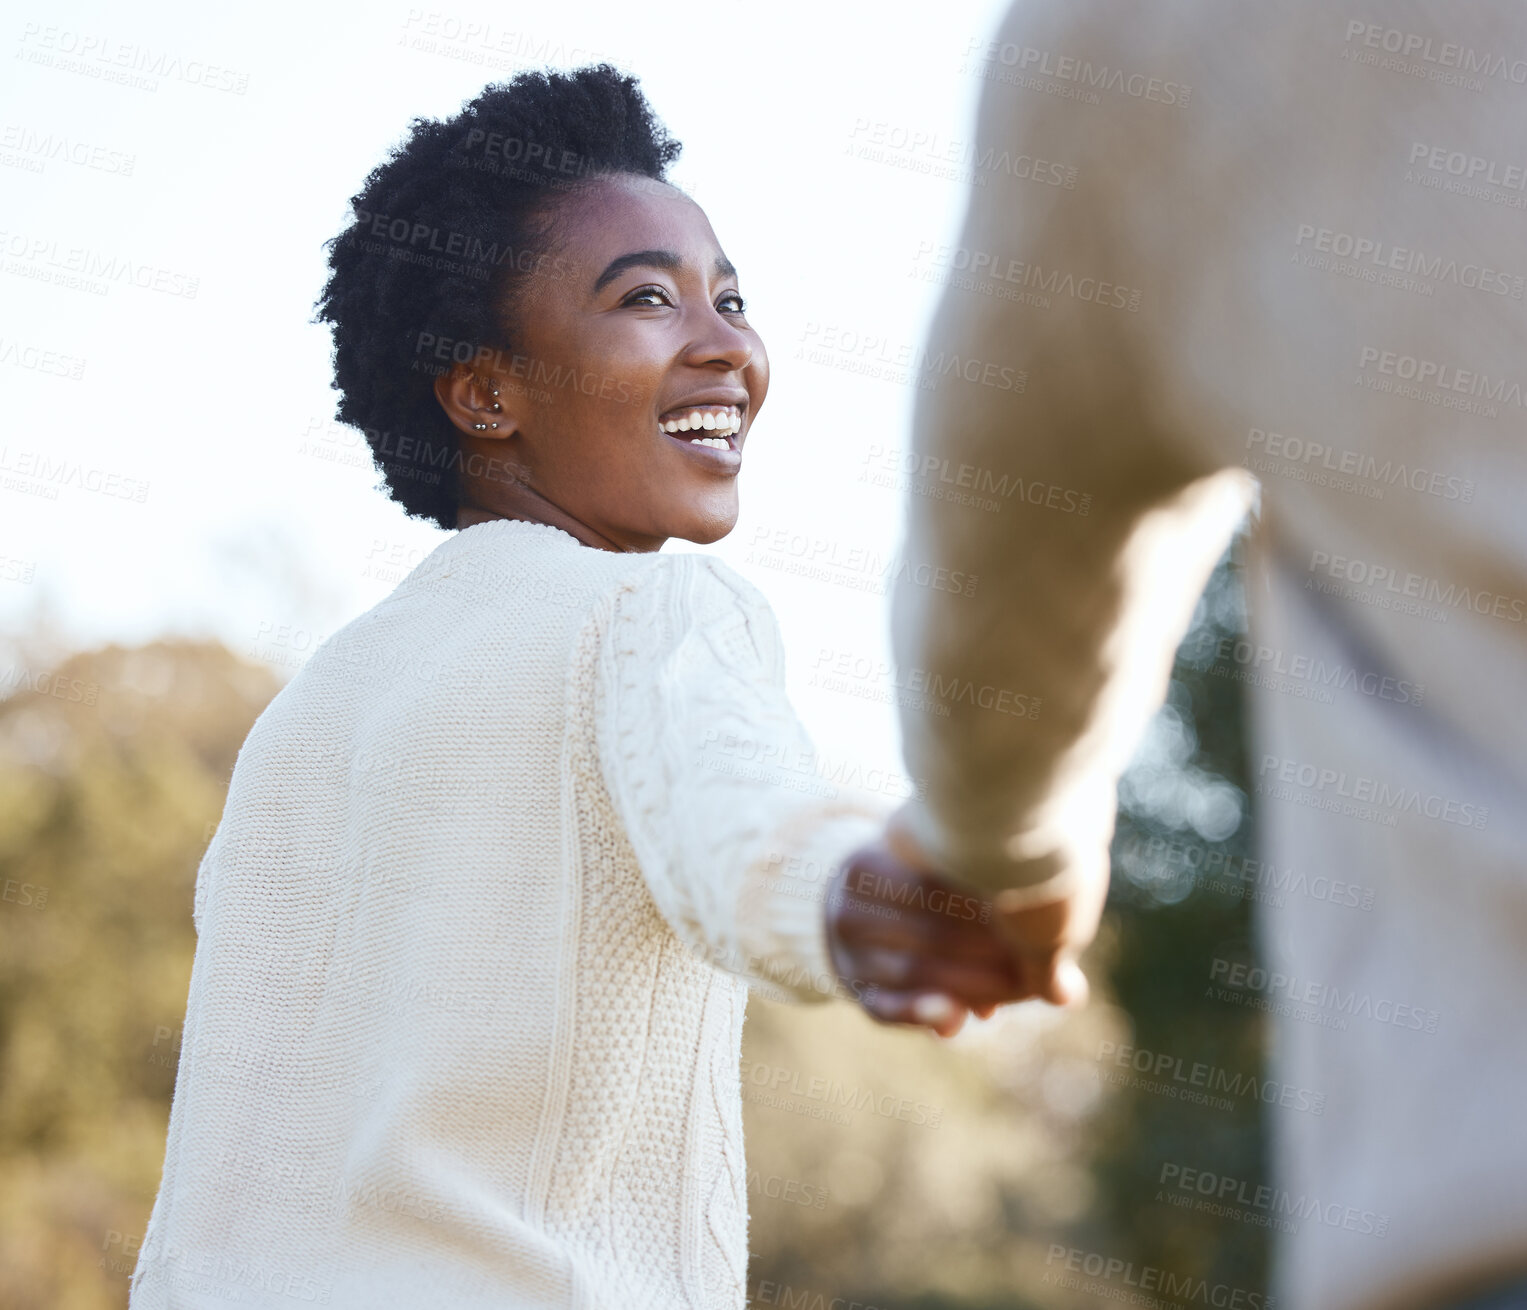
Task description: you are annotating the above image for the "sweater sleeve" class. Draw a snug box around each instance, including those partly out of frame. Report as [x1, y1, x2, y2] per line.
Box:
[887, 0, 1256, 906]
[593, 553, 891, 1004]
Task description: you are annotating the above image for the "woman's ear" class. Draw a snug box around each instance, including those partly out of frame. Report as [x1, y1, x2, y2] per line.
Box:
[433, 365, 516, 439]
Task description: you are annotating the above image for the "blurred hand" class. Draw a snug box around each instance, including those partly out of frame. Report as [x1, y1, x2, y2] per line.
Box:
[883, 823, 1109, 1010]
[824, 837, 1033, 1038]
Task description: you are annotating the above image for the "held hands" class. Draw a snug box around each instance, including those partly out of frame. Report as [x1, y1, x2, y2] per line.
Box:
[823, 833, 1108, 1038]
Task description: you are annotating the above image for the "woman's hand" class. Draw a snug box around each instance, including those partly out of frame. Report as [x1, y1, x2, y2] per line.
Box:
[824, 837, 1034, 1038]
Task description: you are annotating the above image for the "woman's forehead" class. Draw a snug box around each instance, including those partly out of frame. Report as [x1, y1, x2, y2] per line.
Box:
[554, 174, 722, 268]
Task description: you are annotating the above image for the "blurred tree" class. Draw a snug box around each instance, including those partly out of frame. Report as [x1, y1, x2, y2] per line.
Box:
[0, 642, 279, 1310]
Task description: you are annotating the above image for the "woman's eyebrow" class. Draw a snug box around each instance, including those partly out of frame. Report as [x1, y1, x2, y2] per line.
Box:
[592, 250, 739, 294]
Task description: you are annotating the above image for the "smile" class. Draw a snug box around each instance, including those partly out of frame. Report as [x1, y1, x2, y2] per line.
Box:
[658, 404, 742, 451]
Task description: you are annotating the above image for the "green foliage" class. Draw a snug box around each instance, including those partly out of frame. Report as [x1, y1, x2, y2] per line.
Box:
[0, 642, 279, 1310]
[1092, 538, 1269, 1299]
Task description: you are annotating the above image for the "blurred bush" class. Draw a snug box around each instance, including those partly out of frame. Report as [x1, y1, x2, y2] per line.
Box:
[0, 641, 279, 1310]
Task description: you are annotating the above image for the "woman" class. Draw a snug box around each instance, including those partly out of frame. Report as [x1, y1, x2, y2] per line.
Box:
[130, 65, 1027, 1310]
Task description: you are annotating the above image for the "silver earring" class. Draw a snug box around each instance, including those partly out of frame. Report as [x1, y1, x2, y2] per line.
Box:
[472, 422, 487, 430]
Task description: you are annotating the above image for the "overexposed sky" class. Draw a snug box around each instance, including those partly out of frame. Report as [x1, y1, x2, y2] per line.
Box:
[2, 0, 1013, 783]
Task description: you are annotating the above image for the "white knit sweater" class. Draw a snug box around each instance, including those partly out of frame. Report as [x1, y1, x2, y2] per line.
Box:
[130, 518, 887, 1310]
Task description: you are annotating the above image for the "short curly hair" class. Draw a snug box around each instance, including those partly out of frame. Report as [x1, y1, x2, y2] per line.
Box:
[313, 64, 682, 531]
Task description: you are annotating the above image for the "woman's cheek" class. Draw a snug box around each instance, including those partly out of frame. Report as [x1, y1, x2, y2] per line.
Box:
[747, 343, 770, 411]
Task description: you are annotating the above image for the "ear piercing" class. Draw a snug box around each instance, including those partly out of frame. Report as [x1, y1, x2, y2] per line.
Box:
[473, 385, 502, 430]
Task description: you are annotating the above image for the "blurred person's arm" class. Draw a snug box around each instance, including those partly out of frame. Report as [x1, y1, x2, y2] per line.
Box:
[888, 0, 1255, 997]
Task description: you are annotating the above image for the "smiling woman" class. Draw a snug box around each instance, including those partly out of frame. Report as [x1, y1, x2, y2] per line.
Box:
[127, 64, 1035, 1310]
[312, 66, 765, 551]
[434, 172, 766, 550]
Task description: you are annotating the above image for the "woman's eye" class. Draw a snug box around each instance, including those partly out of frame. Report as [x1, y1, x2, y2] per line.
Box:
[624, 286, 672, 307]
[719, 292, 748, 314]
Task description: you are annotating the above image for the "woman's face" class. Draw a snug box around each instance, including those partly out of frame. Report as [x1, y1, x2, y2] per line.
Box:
[452, 172, 769, 551]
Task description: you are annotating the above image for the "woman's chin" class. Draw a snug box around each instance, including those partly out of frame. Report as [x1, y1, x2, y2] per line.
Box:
[668, 496, 740, 546]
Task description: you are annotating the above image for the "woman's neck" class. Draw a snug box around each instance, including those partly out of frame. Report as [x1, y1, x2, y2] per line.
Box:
[455, 492, 644, 554]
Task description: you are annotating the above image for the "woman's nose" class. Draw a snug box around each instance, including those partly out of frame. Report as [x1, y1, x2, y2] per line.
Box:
[685, 307, 754, 371]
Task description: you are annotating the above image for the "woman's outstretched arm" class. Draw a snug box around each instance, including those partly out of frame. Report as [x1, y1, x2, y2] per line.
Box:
[593, 553, 1030, 1031]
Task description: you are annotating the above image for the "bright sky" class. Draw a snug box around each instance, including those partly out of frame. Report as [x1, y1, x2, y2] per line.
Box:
[2, 0, 1014, 788]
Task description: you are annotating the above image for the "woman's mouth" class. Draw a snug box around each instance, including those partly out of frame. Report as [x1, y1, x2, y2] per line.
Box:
[658, 404, 742, 450]
[657, 404, 743, 463]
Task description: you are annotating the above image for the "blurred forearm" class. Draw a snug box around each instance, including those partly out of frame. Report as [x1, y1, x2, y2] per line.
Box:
[888, 1, 1253, 900]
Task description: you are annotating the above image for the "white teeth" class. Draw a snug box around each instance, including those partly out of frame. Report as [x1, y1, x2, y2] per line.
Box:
[660, 406, 742, 439]
[689, 435, 730, 450]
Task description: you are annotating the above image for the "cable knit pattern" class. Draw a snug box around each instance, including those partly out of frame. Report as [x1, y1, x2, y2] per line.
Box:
[129, 518, 888, 1310]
